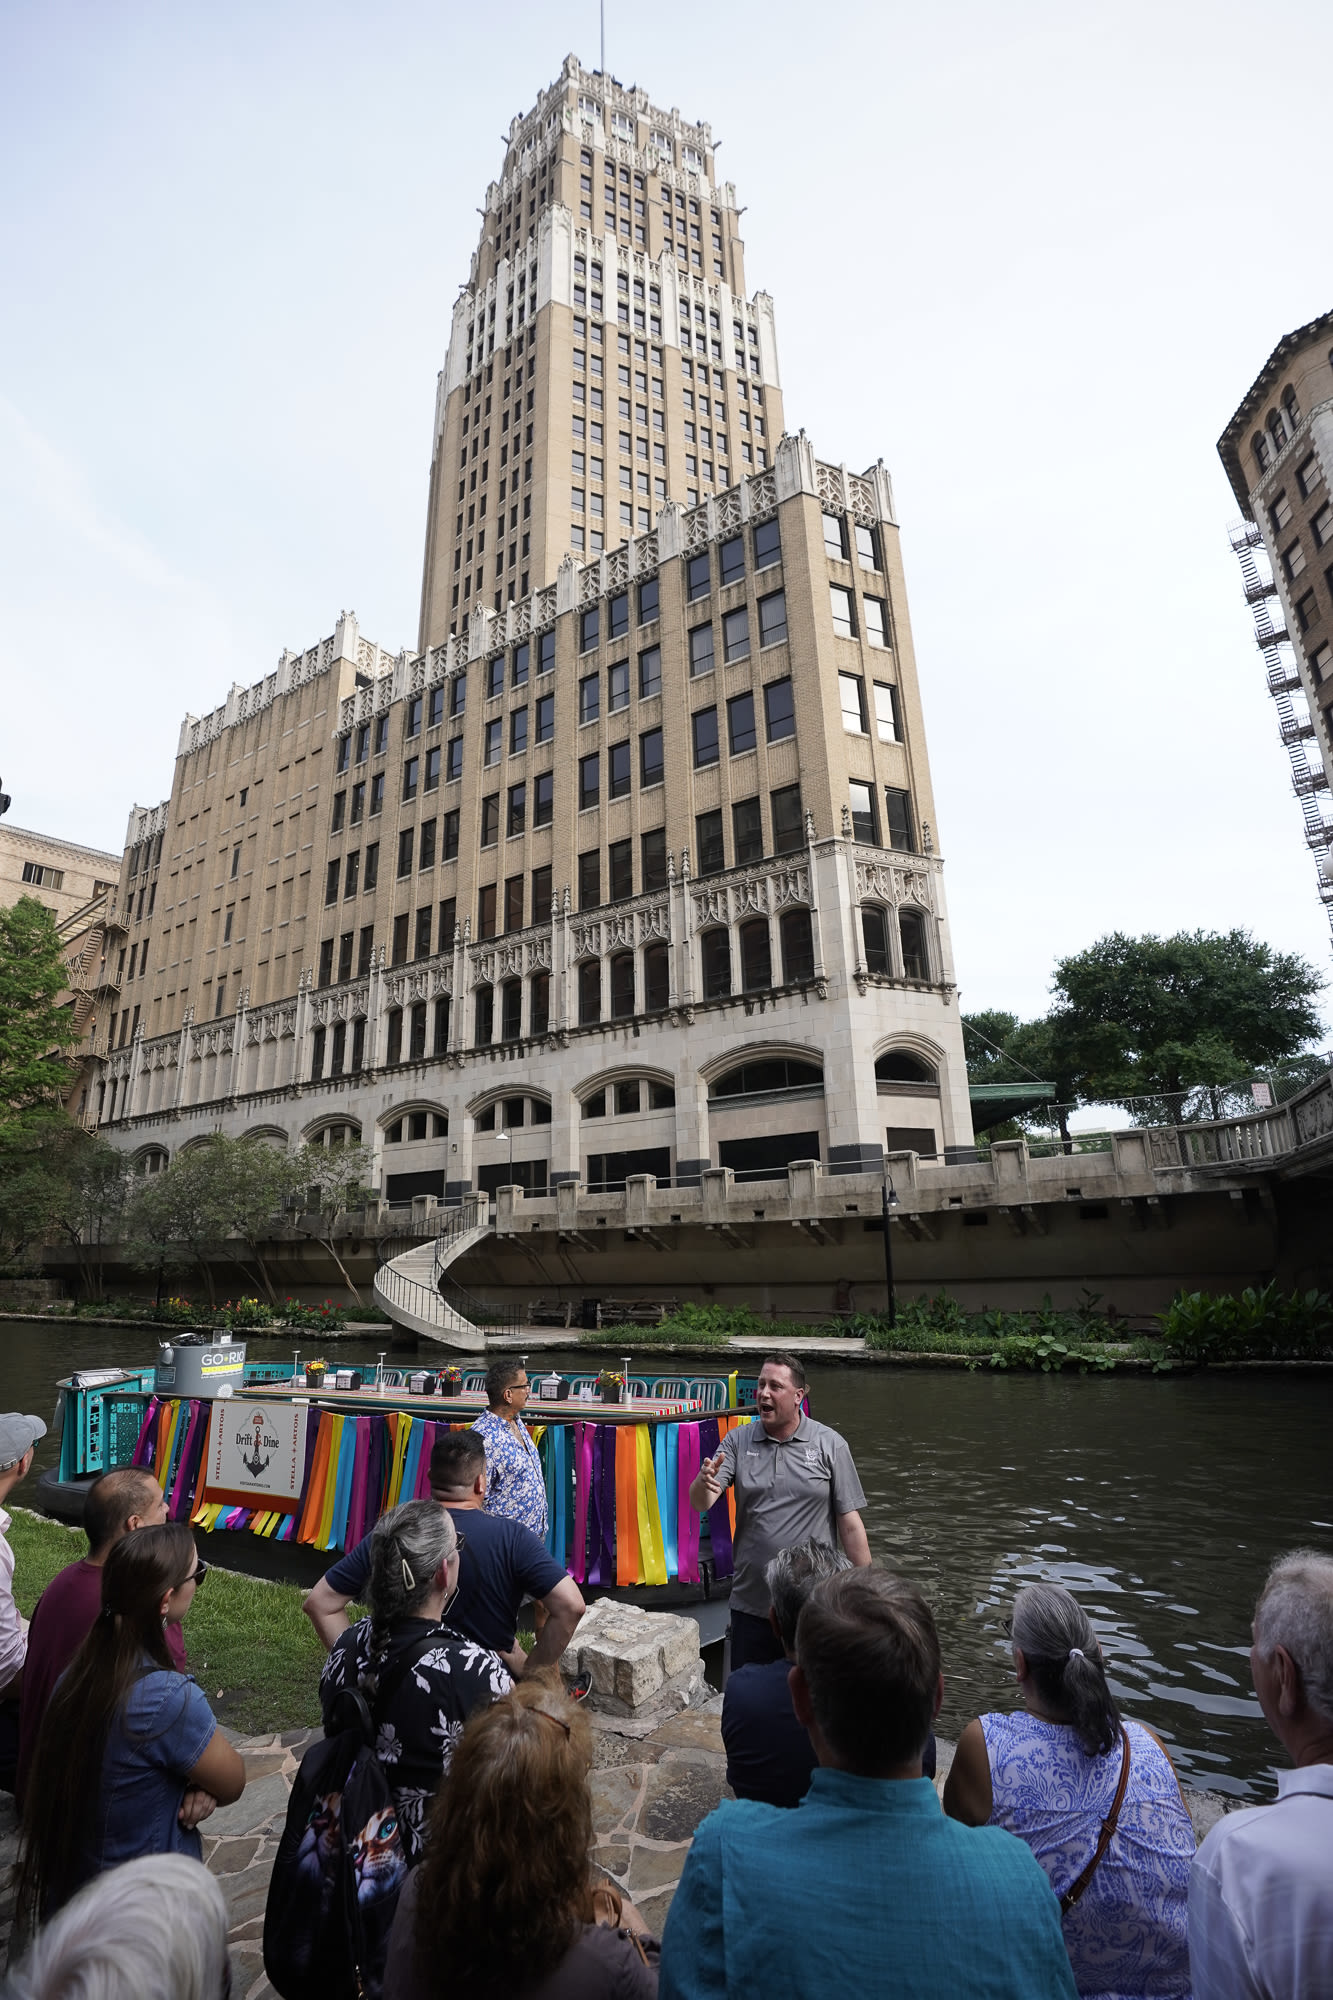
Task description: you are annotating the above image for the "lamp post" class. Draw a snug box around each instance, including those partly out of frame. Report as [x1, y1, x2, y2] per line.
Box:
[881, 1172, 900, 1328]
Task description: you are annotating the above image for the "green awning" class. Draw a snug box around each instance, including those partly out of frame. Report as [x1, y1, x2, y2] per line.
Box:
[968, 1081, 1057, 1132]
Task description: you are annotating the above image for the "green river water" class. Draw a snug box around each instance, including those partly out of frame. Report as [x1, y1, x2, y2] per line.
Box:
[5, 1319, 1330, 1799]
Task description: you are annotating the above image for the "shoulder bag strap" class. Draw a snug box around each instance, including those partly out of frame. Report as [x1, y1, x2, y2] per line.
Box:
[1060, 1726, 1132, 1917]
[366, 1624, 448, 1731]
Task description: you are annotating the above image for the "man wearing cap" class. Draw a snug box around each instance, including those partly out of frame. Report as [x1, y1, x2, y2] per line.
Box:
[0, 1411, 47, 1792]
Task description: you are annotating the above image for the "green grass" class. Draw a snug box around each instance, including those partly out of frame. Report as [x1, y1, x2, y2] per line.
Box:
[8, 1507, 330, 1737]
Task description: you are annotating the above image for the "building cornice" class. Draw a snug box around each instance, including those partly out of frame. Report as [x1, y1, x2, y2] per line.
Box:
[1218, 308, 1333, 511]
[0, 824, 121, 869]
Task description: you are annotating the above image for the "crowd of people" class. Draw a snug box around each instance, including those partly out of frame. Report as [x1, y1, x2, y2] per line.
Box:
[0, 1354, 1329, 2000]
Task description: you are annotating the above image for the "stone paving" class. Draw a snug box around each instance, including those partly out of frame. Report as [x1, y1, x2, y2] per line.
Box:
[0, 1711, 1237, 1995]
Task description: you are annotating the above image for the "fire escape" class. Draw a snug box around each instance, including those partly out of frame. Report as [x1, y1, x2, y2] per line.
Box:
[1230, 521, 1333, 943]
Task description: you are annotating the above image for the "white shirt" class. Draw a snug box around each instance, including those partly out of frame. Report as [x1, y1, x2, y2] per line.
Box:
[0, 1506, 28, 1694]
[1189, 1761, 1333, 2000]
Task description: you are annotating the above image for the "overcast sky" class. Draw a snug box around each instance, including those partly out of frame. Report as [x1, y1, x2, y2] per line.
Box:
[4, 0, 1331, 1032]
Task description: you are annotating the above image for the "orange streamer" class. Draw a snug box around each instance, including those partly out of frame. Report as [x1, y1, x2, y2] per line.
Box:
[297, 1416, 332, 1544]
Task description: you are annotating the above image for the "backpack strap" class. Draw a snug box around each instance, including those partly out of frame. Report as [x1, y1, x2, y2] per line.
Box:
[365, 1625, 448, 1730]
[1059, 1726, 1132, 1916]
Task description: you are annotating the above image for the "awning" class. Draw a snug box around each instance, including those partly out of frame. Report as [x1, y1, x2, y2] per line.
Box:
[968, 1081, 1057, 1133]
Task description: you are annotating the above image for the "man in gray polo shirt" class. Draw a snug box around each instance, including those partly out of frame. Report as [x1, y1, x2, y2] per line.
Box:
[689, 1352, 870, 1671]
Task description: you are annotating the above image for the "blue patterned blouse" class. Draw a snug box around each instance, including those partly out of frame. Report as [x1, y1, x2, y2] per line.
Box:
[471, 1410, 549, 1538]
[980, 1710, 1195, 2000]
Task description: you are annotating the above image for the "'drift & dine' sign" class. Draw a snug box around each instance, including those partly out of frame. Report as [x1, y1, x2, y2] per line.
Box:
[201, 1400, 309, 1510]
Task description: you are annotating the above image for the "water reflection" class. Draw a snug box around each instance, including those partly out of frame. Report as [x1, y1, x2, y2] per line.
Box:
[4, 1322, 1329, 1797]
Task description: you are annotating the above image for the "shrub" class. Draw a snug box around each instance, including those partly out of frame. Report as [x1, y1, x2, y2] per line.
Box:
[1157, 1285, 1333, 1363]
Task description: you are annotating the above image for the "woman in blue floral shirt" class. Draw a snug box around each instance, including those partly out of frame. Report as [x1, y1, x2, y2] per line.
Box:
[471, 1359, 549, 1538]
[319, 1501, 511, 1860]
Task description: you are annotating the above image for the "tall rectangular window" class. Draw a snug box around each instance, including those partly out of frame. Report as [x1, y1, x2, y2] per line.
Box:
[639, 575, 660, 623]
[504, 875, 525, 932]
[696, 809, 725, 876]
[753, 518, 781, 569]
[732, 797, 763, 864]
[579, 754, 599, 809]
[719, 535, 745, 586]
[483, 719, 502, 765]
[423, 746, 442, 791]
[641, 827, 667, 890]
[687, 552, 710, 600]
[849, 781, 877, 844]
[764, 678, 795, 741]
[392, 913, 410, 965]
[441, 810, 460, 859]
[363, 842, 379, 891]
[336, 734, 351, 774]
[830, 585, 856, 639]
[771, 784, 804, 854]
[355, 723, 370, 763]
[692, 707, 719, 767]
[538, 631, 555, 674]
[727, 692, 756, 755]
[608, 741, 631, 797]
[477, 884, 497, 938]
[428, 685, 445, 729]
[608, 838, 633, 901]
[689, 624, 715, 676]
[402, 757, 420, 801]
[580, 605, 600, 651]
[579, 674, 600, 725]
[863, 596, 889, 648]
[608, 660, 630, 711]
[531, 863, 552, 916]
[487, 655, 505, 699]
[533, 772, 554, 826]
[874, 682, 901, 743]
[396, 828, 414, 877]
[640, 727, 664, 786]
[507, 783, 526, 836]
[578, 849, 601, 910]
[438, 897, 456, 951]
[639, 645, 661, 697]
[318, 938, 335, 986]
[884, 787, 916, 853]
[369, 772, 385, 816]
[449, 669, 468, 714]
[331, 791, 346, 833]
[855, 523, 880, 571]
[350, 780, 365, 824]
[608, 591, 629, 638]
[722, 607, 750, 662]
[358, 924, 375, 975]
[510, 708, 528, 754]
[480, 794, 500, 846]
[758, 590, 787, 647]
[511, 640, 530, 686]
[823, 513, 847, 560]
[325, 860, 340, 906]
[839, 673, 868, 733]
[446, 736, 464, 782]
[535, 691, 555, 742]
[415, 906, 433, 959]
[406, 694, 423, 738]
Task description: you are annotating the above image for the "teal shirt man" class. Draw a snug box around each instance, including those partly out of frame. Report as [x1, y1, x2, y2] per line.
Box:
[661, 1771, 1077, 2000]
[662, 1566, 1077, 2000]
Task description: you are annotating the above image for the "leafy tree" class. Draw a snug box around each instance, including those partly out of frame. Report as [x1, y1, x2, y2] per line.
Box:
[292, 1143, 374, 1306]
[0, 898, 79, 1144]
[1047, 929, 1324, 1120]
[41, 1129, 132, 1300]
[124, 1136, 309, 1306]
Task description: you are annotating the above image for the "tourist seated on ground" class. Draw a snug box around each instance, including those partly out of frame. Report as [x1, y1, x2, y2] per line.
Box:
[661, 1567, 1077, 2000]
[320, 1497, 513, 1861]
[1190, 1548, 1333, 2000]
[18, 1522, 244, 1923]
[384, 1677, 658, 1999]
[16, 1465, 174, 1805]
[304, 1429, 584, 1677]
[723, 1538, 936, 1807]
[5, 1852, 230, 2000]
[944, 1580, 1194, 2000]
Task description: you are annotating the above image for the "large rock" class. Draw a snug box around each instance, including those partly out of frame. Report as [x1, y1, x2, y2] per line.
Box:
[560, 1599, 706, 1716]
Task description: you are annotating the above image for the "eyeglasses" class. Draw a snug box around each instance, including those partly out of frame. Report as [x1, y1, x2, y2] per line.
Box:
[533, 1706, 571, 1738]
[185, 1560, 210, 1588]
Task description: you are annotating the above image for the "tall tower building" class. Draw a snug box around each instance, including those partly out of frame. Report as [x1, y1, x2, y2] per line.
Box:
[418, 56, 784, 646]
[1219, 315, 1333, 945]
[90, 58, 975, 1268]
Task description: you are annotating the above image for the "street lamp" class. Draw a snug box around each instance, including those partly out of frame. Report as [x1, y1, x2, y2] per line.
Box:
[881, 1171, 900, 1328]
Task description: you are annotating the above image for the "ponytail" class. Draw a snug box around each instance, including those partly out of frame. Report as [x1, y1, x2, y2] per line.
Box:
[1011, 1583, 1120, 1757]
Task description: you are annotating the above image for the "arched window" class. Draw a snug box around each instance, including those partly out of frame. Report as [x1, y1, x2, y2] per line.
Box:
[409, 1000, 428, 1061]
[644, 942, 669, 1012]
[739, 919, 772, 991]
[578, 960, 601, 1025]
[135, 1146, 169, 1176]
[1283, 386, 1302, 430]
[700, 927, 731, 999]
[1253, 431, 1271, 473]
[610, 952, 635, 1017]
[779, 908, 815, 984]
[530, 970, 550, 1036]
[474, 985, 494, 1046]
[432, 997, 450, 1056]
[875, 1049, 938, 1084]
[1269, 409, 1288, 452]
[501, 978, 523, 1040]
[710, 1056, 824, 1099]
[899, 909, 928, 981]
[310, 1025, 326, 1081]
[386, 1007, 403, 1066]
[861, 906, 891, 975]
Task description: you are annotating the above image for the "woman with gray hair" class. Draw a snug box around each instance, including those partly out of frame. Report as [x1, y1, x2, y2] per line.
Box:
[5, 1852, 229, 2000]
[319, 1499, 512, 1860]
[943, 1581, 1194, 2000]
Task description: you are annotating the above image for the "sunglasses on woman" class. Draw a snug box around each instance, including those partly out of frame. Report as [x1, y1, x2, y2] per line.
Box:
[185, 1560, 211, 1588]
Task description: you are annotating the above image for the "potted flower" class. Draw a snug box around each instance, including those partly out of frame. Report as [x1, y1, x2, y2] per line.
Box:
[440, 1366, 464, 1396]
[597, 1368, 626, 1406]
[306, 1358, 327, 1388]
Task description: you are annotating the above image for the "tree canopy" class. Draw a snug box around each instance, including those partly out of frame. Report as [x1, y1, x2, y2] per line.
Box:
[0, 897, 79, 1145]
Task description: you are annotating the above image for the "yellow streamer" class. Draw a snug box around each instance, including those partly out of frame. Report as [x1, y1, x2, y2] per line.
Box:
[634, 1424, 668, 1586]
[727, 1370, 738, 1410]
[388, 1411, 413, 1508]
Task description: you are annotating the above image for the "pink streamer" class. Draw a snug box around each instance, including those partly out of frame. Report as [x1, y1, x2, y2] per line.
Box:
[413, 1421, 438, 1499]
[345, 1418, 371, 1551]
[571, 1421, 594, 1586]
[677, 1422, 702, 1584]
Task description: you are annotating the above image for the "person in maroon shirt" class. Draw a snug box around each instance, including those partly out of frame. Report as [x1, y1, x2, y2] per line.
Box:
[16, 1468, 174, 1804]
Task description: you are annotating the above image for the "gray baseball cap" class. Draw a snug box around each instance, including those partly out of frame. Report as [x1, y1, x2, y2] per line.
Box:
[0, 1414, 47, 1467]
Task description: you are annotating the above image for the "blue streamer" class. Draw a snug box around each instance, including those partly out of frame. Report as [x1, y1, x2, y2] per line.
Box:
[662, 1422, 679, 1576]
[329, 1417, 359, 1551]
[400, 1416, 424, 1510]
[551, 1423, 567, 1568]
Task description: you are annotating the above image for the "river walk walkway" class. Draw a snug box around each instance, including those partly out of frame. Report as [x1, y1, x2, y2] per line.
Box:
[0, 1710, 1234, 1997]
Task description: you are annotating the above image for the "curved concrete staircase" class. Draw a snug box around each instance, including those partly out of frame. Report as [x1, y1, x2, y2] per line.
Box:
[373, 1194, 494, 1350]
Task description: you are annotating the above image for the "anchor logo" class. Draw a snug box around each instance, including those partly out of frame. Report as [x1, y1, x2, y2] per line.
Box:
[240, 1411, 272, 1483]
